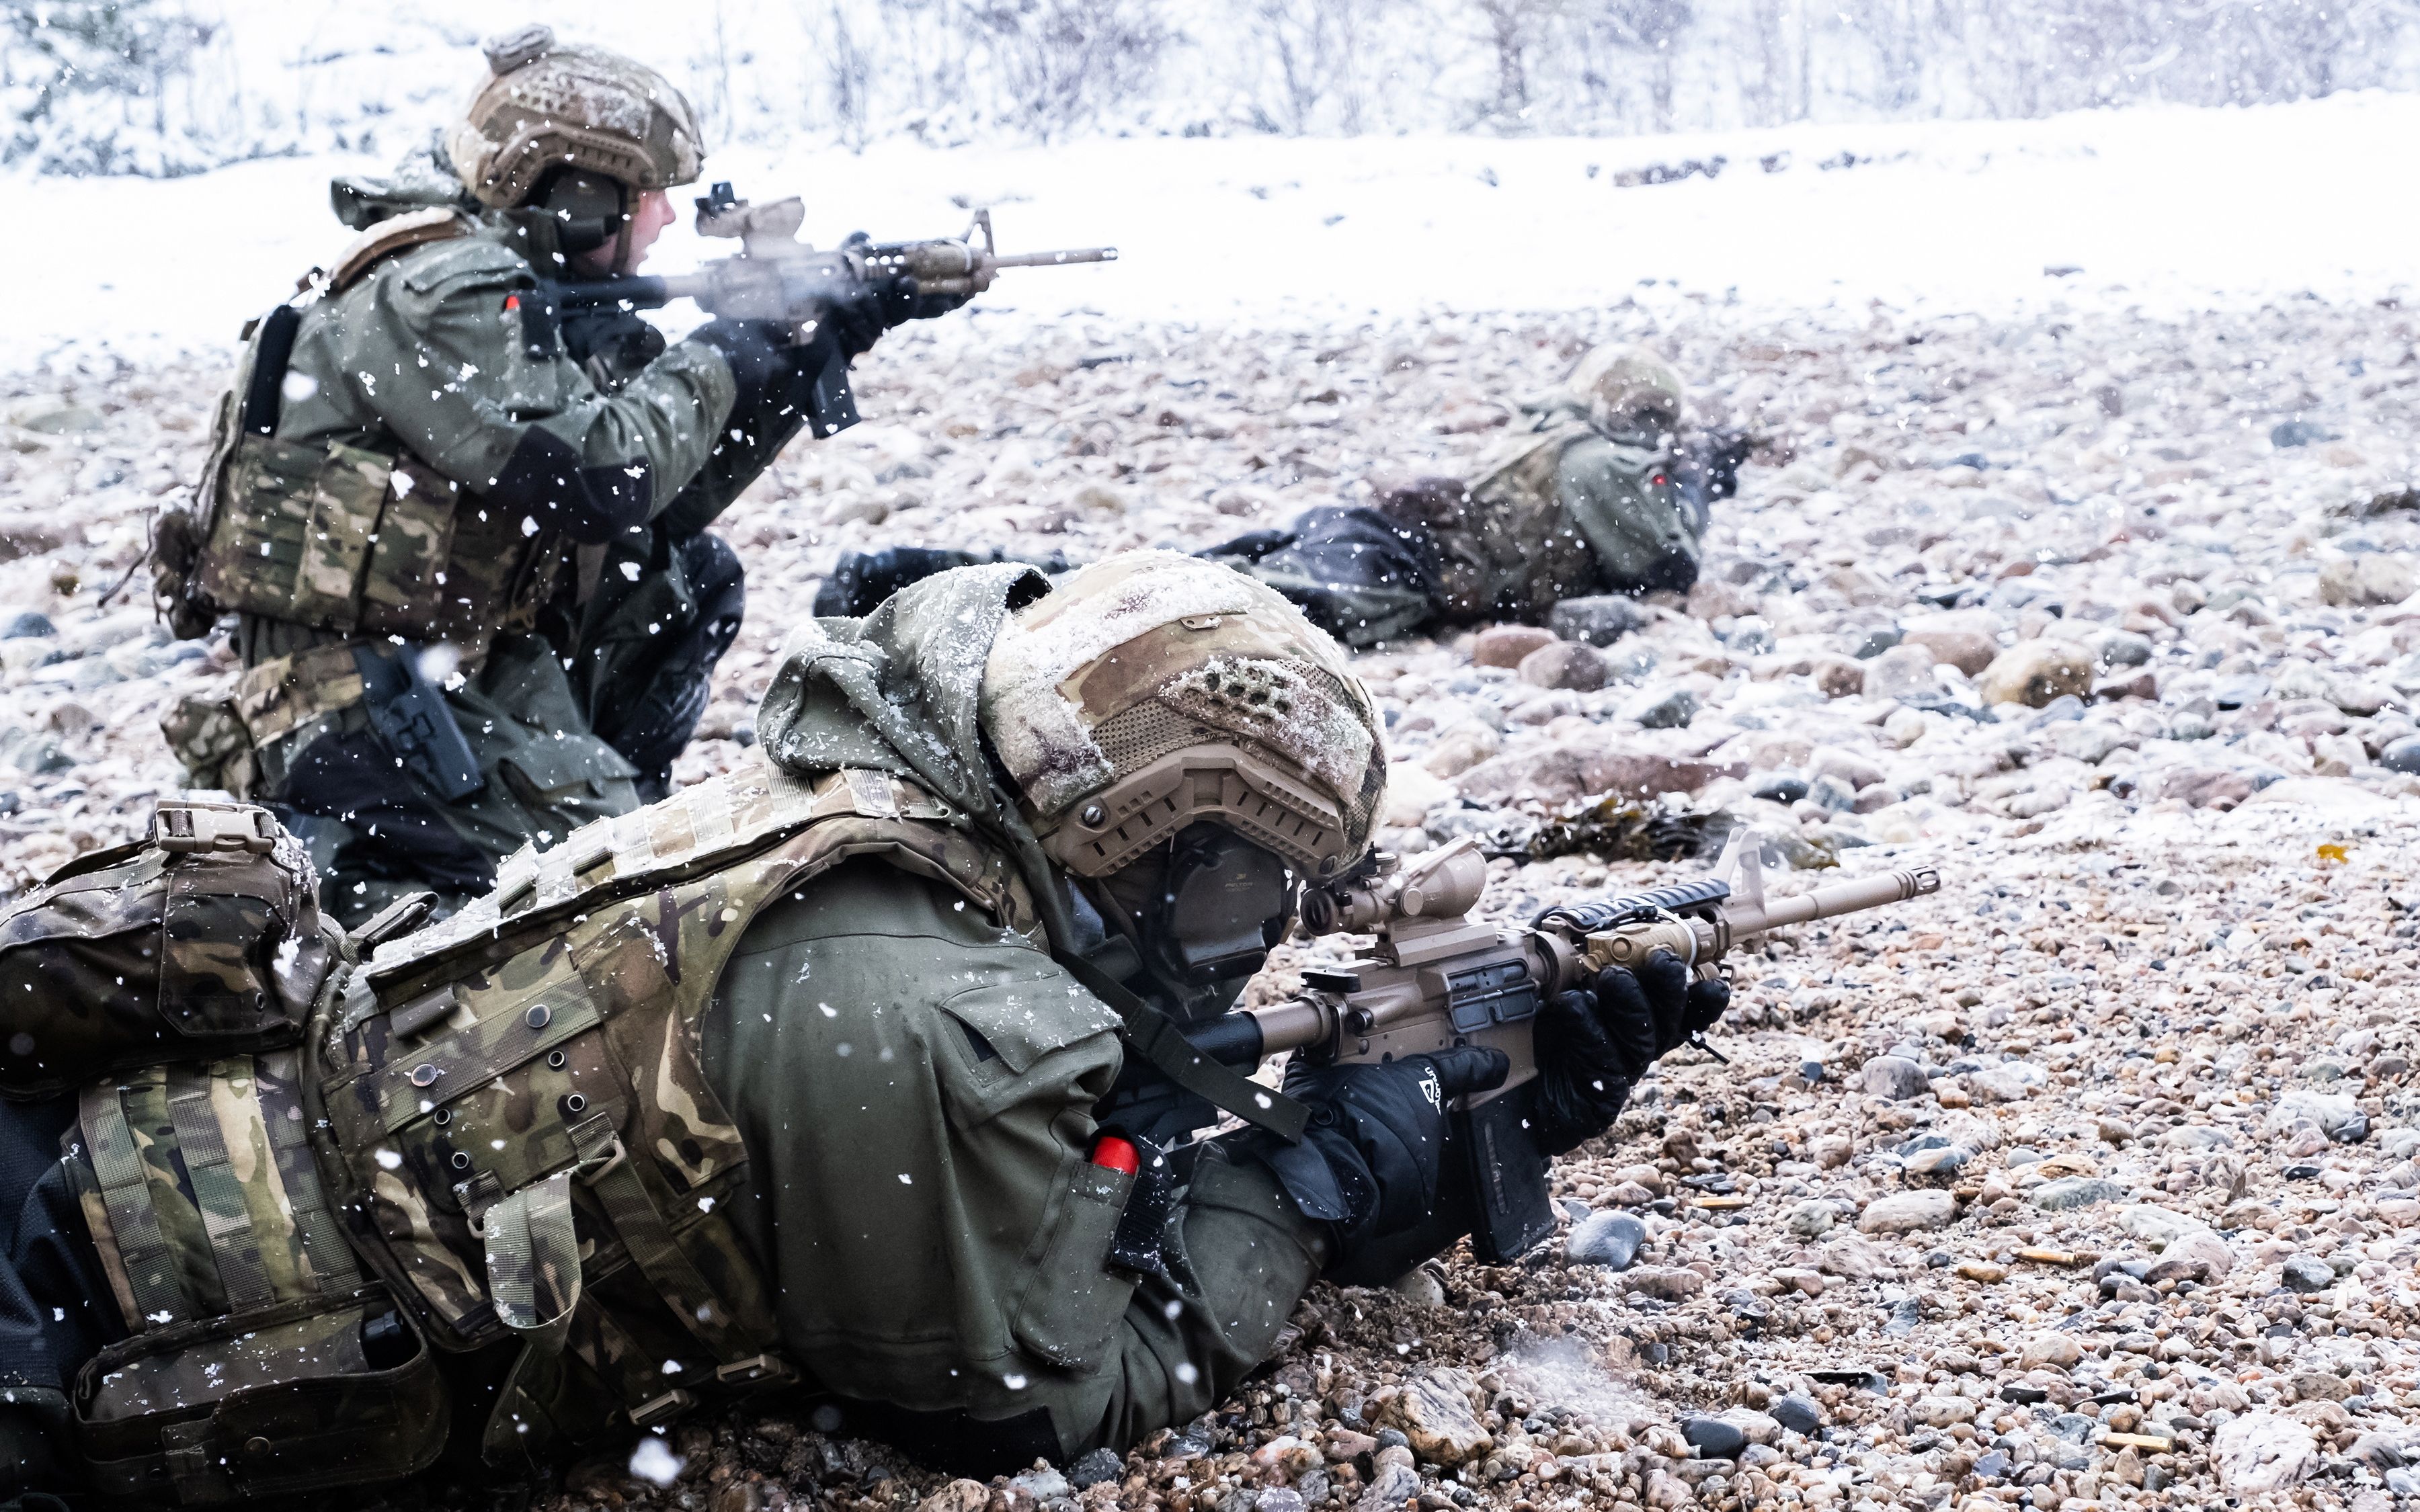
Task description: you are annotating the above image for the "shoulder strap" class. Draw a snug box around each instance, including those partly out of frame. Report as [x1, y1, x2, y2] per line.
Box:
[327, 206, 476, 294]
[1053, 951, 1309, 1144]
[1467, 421, 1595, 501]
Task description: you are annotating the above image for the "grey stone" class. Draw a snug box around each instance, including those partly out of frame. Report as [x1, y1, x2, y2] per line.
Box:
[1861, 643, 1942, 700]
[1861, 1054, 1931, 1100]
[2269, 1090, 2366, 1142]
[1517, 640, 1611, 691]
[1903, 1144, 1970, 1177]
[2281, 1256, 2335, 1294]
[1749, 771, 1809, 804]
[2031, 1177, 2128, 1211]
[1785, 1199, 1835, 1238]
[1068, 1448, 1125, 1489]
[1011, 1469, 1072, 1502]
[13, 737, 71, 775]
[2095, 630, 2154, 669]
[2382, 736, 2420, 775]
[1883, 1296, 1923, 1335]
[1254, 1490, 1304, 1512]
[1547, 595, 1644, 646]
[1858, 1190, 1958, 1234]
[1, 612, 52, 640]
[1847, 622, 1903, 659]
[1767, 1394, 1822, 1435]
[1356, 1463, 1420, 1512]
[1807, 774, 1859, 812]
[1626, 684, 1699, 729]
[1682, 1417, 1747, 1460]
[1565, 1210, 1647, 1270]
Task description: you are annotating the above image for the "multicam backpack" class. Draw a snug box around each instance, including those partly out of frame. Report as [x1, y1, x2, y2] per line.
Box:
[0, 800, 440, 1507]
[0, 800, 336, 1101]
[63, 1050, 448, 1507]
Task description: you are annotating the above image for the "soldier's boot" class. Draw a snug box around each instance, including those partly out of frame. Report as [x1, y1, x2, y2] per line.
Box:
[813, 546, 1074, 618]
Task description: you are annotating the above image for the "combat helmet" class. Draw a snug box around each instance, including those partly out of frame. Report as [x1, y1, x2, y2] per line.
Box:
[444, 24, 704, 210]
[1570, 342, 1689, 436]
[982, 552, 1389, 884]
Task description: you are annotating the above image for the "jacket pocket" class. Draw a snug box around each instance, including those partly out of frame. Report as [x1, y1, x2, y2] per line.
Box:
[1004, 1159, 1137, 1372]
[932, 974, 1119, 1132]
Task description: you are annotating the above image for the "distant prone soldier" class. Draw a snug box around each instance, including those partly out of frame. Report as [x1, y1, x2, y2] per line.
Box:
[815, 343, 1752, 645]
[150, 26, 961, 926]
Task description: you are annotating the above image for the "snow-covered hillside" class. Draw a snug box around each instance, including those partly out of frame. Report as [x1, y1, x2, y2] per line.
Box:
[8, 91, 2416, 374]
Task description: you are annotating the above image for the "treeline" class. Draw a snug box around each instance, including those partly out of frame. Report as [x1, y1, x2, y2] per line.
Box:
[4, 0, 2415, 175]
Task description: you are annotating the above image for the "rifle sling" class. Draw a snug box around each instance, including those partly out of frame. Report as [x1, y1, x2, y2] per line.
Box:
[1054, 951, 1309, 1144]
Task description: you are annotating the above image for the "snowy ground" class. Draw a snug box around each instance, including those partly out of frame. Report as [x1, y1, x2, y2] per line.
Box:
[7, 94, 2420, 1511]
[9, 90, 2420, 373]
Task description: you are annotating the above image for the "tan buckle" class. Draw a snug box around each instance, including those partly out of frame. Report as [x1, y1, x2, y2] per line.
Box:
[570, 1114, 629, 1185]
[154, 800, 277, 855]
[629, 1388, 696, 1429]
[714, 1353, 796, 1389]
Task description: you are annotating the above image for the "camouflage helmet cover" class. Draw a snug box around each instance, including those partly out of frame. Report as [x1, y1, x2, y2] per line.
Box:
[446, 24, 704, 210]
[982, 552, 1389, 880]
[1570, 342, 1689, 435]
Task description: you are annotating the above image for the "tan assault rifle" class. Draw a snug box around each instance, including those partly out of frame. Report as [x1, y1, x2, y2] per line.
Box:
[1237, 831, 1938, 1277]
[550, 184, 1116, 435]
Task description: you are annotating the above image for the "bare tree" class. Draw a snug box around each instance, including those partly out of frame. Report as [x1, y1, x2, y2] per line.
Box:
[1470, 0, 1566, 124]
[970, 0, 1174, 138]
[1600, 0, 1694, 128]
[1249, 0, 1396, 133]
[826, 2, 875, 151]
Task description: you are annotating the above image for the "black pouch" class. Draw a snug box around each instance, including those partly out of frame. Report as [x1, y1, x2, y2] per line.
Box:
[75, 1291, 449, 1507]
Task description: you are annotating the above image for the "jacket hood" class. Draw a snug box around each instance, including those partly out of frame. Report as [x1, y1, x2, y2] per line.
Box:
[753, 562, 1080, 948]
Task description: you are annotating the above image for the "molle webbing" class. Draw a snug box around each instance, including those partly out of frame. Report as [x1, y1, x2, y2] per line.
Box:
[74, 1052, 360, 1335]
[318, 757, 1034, 1447]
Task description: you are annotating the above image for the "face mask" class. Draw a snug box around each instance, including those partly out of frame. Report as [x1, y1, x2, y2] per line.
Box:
[1140, 827, 1295, 991]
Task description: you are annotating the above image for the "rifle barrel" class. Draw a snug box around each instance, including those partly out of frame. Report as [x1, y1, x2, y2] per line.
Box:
[992, 247, 1119, 267]
[1728, 865, 1941, 936]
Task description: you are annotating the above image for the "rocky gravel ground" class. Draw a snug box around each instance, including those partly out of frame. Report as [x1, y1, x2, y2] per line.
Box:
[9, 294, 2420, 1511]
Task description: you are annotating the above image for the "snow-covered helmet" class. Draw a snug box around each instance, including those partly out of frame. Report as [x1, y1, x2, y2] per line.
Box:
[1570, 343, 1689, 436]
[445, 25, 703, 210]
[981, 552, 1388, 883]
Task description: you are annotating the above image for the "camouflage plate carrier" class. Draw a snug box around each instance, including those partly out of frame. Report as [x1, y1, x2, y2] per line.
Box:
[156, 208, 567, 660]
[1388, 421, 1605, 625]
[30, 762, 1035, 1501]
[313, 751, 1037, 1464]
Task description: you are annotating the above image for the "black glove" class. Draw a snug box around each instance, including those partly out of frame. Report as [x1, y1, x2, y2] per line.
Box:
[1235, 1046, 1507, 1247]
[687, 317, 795, 391]
[561, 306, 668, 388]
[811, 277, 891, 360]
[1674, 429, 1759, 505]
[841, 231, 974, 327]
[1531, 951, 1729, 1154]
